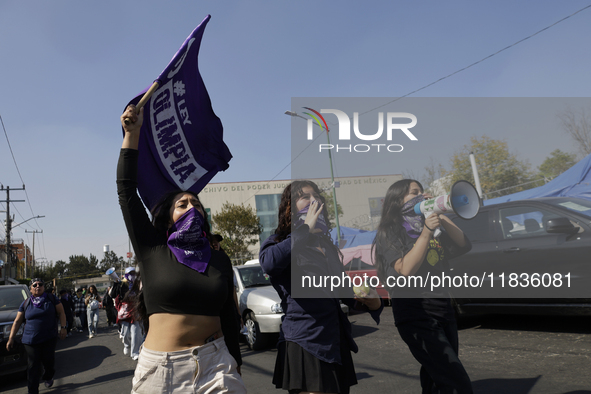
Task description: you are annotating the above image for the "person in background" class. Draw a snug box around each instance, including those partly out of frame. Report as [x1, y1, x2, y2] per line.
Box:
[6, 278, 67, 394]
[59, 290, 74, 337]
[103, 286, 117, 327]
[85, 285, 101, 338]
[73, 288, 86, 333]
[115, 273, 144, 360]
[372, 179, 473, 393]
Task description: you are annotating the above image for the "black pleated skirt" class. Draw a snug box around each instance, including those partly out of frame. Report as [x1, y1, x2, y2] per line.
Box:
[272, 332, 357, 394]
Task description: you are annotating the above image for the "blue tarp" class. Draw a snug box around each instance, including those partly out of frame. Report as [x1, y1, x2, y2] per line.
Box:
[484, 152, 591, 205]
[331, 226, 376, 248]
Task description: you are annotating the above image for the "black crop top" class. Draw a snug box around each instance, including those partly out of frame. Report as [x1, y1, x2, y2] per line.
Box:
[117, 149, 241, 365]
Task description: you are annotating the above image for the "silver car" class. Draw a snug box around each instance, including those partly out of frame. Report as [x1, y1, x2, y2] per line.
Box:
[233, 260, 283, 350]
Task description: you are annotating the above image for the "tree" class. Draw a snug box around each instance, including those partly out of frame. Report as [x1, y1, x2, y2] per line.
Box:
[99, 251, 125, 274]
[211, 203, 263, 262]
[443, 135, 534, 199]
[559, 107, 591, 157]
[538, 149, 577, 179]
[320, 191, 343, 229]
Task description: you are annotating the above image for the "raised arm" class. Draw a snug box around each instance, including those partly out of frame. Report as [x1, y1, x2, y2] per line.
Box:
[121, 105, 143, 150]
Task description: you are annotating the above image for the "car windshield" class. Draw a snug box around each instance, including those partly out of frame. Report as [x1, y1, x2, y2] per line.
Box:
[0, 286, 28, 311]
[238, 266, 271, 288]
[546, 198, 591, 219]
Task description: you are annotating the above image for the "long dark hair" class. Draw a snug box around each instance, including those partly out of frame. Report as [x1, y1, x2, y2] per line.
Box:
[150, 190, 212, 240]
[125, 271, 148, 333]
[274, 180, 330, 242]
[372, 179, 423, 282]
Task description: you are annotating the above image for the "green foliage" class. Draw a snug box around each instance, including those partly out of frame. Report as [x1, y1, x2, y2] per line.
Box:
[99, 251, 125, 274]
[211, 202, 263, 262]
[29, 252, 126, 292]
[538, 149, 577, 179]
[320, 190, 344, 229]
[443, 135, 534, 198]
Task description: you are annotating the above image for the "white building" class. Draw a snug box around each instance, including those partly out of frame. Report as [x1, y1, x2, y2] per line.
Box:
[199, 174, 403, 257]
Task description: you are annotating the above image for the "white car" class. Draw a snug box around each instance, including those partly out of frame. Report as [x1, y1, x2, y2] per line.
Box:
[233, 259, 283, 350]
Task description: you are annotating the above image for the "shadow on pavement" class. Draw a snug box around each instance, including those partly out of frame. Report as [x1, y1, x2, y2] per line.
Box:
[57, 345, 116, 376]
[458, 315, 591, 334]
[48, 370, 135, 393]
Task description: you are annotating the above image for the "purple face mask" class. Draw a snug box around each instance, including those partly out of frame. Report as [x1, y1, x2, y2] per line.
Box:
[167, 207, 211, 273]
[31, 292, 47, 308]
[401, 194, 425, 238]
[294, 203, 329, 235]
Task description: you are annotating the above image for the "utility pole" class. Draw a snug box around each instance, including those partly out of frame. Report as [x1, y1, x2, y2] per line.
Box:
[25, 229, 42, 277]
[1, 185, 25, 285]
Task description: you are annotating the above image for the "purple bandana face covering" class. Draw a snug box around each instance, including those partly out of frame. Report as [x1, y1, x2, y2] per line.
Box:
[167, 207, 212, 273]
[401, 194, 426, 238]
[124, 273, 136, 289]
[294, 204, 329, 235]
[31, 293, 47, 308]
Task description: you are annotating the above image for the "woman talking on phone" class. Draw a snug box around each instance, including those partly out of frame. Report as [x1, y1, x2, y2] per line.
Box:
[372, 179, 473, 393]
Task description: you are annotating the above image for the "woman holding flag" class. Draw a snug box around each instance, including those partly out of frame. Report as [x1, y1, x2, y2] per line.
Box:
[118, 105, 245, 393]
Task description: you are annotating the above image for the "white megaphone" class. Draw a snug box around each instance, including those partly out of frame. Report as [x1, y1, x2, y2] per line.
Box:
[106, 267, 120, 282]
[414, 180, 481, 237]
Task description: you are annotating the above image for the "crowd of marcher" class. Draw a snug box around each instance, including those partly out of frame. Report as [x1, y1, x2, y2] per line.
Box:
[6, 105, 473, 394]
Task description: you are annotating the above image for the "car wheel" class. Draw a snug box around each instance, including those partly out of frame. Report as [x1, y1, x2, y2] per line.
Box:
[245, 312, 266, 350]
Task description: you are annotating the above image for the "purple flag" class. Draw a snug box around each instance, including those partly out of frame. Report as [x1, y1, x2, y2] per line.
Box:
[124, 15, 232, 211]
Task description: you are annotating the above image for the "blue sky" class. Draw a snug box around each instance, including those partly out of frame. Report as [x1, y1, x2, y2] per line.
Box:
[1, 1, 590, 264]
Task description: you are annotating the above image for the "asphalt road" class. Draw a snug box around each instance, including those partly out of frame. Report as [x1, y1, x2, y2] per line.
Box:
[1, 309, 590, 393]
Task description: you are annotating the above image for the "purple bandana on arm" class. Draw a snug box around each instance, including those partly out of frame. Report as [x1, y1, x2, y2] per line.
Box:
[167, 207, 212, 273]
[401, 195, 426, 238]
[31, 293, 47, 308]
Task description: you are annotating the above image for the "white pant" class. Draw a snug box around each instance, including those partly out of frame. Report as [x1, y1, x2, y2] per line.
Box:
[131, 337, 245, 393]
[120, 320, 143, 358]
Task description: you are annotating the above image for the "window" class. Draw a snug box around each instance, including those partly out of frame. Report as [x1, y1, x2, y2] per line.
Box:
[451, 211, 491, 242]
[255, 194, 282, 243]
[498, 206, 561, 239]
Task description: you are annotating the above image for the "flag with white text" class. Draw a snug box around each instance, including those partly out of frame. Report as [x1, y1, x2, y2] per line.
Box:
[124, 15, 231, 211]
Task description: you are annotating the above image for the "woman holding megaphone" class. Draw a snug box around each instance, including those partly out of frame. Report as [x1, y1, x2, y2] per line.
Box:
[372, 179, 473, 393]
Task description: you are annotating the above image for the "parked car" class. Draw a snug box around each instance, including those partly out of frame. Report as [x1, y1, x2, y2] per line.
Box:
[446, 197, 591, 316]
[234, 260, 283, 350]
[0, 284, 30, 379]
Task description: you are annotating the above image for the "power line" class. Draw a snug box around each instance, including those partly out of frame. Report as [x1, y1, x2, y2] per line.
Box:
[358, 4, 591, 116]
[231, 4, 591, 217]
[0, 114, 43, 230]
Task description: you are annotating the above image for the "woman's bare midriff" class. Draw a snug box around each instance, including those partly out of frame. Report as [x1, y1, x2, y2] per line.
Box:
[144, 313, 222, 352]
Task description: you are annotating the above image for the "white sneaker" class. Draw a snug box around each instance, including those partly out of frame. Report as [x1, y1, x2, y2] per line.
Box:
[123, 347, 129, 356]
[132, 355, 139, 361]
[89, 333, 94, 339]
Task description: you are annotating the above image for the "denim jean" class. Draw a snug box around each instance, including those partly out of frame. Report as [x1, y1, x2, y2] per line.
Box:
[87, 308, 99, 335]
[120, 320, 143, 358]
[397, 317, 473, 394]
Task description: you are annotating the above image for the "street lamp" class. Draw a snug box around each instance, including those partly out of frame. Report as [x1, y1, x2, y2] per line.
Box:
[285, 111, 342, 243]
[12, 215, 45, 229]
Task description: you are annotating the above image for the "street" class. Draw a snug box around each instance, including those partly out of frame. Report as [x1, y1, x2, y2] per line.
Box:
[1, 309, 590, 393]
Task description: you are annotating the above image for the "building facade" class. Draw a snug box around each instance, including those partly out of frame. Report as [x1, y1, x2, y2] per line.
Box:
[199, 174, 402, 258]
